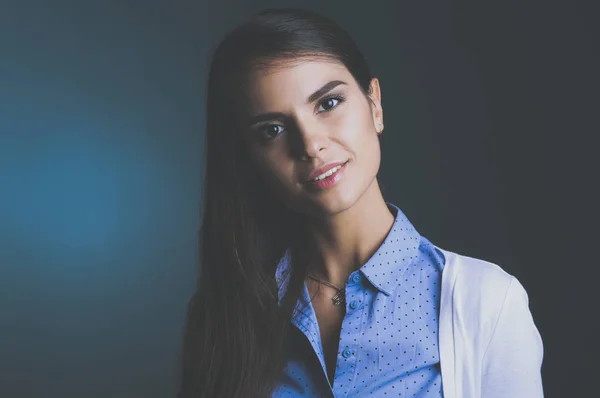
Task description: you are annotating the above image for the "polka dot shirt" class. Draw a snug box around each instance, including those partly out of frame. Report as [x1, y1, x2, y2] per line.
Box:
[273, 202, 446, 397]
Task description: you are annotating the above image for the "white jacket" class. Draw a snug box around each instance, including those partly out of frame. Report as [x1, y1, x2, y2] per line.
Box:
[437, 246, 544, 397]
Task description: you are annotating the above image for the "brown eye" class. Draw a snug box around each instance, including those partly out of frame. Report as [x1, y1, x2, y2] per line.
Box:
[317, 95, 345, 112]
[257, 124, 285, 141]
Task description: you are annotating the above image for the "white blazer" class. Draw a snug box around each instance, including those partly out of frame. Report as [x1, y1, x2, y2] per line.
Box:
[437, 247, 544, 397]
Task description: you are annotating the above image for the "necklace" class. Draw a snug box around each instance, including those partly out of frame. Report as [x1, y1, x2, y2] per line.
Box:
[307, 274, 345, 306]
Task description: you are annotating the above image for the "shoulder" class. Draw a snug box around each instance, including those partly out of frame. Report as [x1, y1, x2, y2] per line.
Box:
[436, 246, 529, 328]
[439, 246, 515, 296]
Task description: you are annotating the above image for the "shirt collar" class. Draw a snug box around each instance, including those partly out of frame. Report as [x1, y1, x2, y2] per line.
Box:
[274, 202, 421, 304]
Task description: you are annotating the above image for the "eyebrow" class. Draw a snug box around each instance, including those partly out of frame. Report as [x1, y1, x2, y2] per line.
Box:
[246, 80, 348, 127]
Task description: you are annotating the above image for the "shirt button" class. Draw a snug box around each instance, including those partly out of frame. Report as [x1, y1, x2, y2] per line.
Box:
[349, 300, 359, 310]
[352, 273, 361, 283]
[342, 348, 352, 358]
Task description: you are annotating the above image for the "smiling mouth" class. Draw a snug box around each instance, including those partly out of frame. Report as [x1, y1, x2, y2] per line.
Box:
[303, 161, 347, 182]
[302, 160, 349, 190]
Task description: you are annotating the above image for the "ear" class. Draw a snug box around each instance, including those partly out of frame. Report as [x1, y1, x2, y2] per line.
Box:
[368, 77, 384, 134]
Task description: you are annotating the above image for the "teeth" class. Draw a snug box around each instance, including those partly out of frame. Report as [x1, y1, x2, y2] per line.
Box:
[312, 163, 344, 181]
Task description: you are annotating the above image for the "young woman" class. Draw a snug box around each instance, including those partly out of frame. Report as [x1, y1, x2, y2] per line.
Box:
[178, 7, 544, 398]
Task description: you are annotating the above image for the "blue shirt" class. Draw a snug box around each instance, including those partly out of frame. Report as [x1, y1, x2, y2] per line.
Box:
[273, 202, 446, 397]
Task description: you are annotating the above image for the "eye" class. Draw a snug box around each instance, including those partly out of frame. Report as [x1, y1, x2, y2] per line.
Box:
[317, 95, 345, 113]
[256, 124, 285, 141]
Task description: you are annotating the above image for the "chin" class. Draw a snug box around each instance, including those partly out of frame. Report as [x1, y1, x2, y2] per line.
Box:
[294, 188, 359, 219]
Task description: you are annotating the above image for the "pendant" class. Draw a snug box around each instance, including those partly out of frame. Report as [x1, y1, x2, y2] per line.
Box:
[332, 290, 345, 306]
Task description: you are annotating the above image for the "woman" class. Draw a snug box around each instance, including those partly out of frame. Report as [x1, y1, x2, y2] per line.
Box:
[179, 7, 544, 398]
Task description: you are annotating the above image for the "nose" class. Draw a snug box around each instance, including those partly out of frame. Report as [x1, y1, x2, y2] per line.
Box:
[291, 118, 328, 159]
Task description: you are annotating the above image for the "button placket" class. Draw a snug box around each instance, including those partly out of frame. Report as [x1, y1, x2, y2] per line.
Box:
[347, 272, 363, 312]
[331, 273, 364, 395]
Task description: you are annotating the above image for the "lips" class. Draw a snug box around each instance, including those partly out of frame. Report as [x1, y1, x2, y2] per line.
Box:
[304, 160, 348, 183]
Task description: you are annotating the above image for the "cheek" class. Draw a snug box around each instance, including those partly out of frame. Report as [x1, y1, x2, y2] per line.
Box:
[340, 108, 380, 159]
[252, 150, 296, 191]
[340, 99, 374, 134]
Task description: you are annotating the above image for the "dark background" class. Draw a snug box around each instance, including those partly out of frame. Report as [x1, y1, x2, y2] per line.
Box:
[1, 0, 598, 397]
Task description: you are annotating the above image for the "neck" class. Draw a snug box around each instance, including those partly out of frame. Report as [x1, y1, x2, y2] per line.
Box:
[300, 179, 395, 288]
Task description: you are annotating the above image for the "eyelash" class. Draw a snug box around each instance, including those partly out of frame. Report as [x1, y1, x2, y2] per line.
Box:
[256, 94, 346, 142]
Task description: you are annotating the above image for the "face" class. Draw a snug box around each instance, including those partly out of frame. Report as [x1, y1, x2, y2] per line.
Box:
[239, 58, 384, 218]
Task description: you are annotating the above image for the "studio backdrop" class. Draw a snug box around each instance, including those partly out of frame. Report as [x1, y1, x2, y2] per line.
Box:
[1, 0, 597, 397]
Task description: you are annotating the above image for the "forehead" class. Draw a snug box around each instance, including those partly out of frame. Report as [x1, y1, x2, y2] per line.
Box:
[244, 59, 353, 112]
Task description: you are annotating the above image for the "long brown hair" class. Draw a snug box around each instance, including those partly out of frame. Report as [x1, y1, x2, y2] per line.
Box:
[178, 7, 376, 397]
